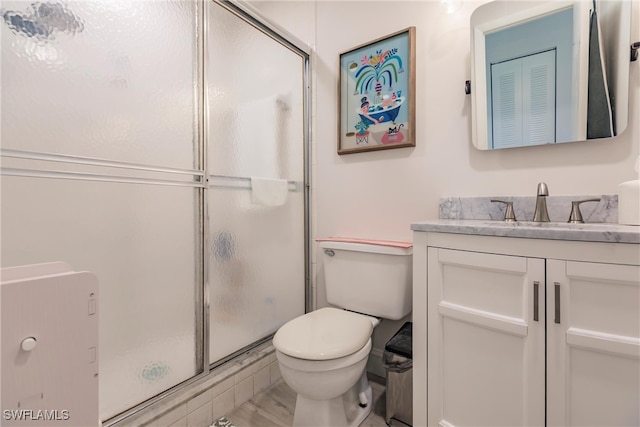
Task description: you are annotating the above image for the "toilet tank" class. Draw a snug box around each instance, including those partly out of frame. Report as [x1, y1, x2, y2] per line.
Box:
[319, 238, 412, 320]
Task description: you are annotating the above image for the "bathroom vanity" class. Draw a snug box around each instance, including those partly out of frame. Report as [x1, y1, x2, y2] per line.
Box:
[411, 214, 640, 426]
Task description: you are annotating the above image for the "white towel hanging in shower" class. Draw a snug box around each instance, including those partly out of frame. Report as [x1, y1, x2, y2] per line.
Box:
[250, 176, 288, 207]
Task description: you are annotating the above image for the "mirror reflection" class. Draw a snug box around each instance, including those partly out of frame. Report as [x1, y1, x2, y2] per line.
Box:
[470, 1, 631, 150]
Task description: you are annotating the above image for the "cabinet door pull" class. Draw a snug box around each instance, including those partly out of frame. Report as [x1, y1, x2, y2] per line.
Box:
[554, 282, 561, 324]
[533, 281, 539, 322]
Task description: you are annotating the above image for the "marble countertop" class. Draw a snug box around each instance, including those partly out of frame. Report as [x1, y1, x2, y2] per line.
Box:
[411, 219, 640, 244]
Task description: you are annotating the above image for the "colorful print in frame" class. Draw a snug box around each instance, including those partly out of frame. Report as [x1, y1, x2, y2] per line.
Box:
[339, 27, 415, 155]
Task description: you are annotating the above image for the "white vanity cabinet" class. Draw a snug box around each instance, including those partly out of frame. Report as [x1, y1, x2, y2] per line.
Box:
[412, 229, 640, 427]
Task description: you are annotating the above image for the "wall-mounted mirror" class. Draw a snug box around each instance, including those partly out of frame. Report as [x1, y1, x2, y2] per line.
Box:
[471, 0, 631, 150]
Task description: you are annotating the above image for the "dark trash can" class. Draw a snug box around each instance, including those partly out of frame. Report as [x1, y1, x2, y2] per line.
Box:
[384, 322, 412, 426]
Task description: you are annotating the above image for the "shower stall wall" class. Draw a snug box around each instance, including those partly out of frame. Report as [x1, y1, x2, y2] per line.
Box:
[0, 0, 309, 423]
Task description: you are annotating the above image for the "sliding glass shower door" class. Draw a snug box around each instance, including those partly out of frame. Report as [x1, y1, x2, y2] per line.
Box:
[1, 0, 309, 421]
[1, 0, 200, 420]
[205, 2, 307, 364]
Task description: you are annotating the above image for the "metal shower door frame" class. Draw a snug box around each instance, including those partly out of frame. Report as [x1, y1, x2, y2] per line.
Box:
[201, 0, 312, 371]
[104, 1, 310, 424]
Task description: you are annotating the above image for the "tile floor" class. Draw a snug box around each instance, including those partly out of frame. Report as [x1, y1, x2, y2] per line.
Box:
[223, 377, 389, 427]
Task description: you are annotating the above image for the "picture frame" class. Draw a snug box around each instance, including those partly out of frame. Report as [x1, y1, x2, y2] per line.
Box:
[338, 27, 416, 155]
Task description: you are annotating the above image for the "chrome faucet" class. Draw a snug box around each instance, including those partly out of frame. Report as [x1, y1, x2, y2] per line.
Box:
[533, 182, 550, 222]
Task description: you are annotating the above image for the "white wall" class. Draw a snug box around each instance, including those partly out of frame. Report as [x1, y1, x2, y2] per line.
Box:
[251, 0, 640, 366]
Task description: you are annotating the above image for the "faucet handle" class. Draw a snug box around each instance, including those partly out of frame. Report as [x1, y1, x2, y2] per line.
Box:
[568, 198, 601, 223]
[491, 199, 517, 222]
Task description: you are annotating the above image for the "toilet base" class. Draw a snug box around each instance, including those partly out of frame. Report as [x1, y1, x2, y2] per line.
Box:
[292, 371, 373, 427]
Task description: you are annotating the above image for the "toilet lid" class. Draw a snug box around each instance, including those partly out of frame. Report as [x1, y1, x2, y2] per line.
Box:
[273, 307, 373, 360]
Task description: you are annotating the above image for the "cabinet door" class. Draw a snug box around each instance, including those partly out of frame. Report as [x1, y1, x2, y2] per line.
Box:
[427, 248, 545, 426]
[547, 260, 640, 426]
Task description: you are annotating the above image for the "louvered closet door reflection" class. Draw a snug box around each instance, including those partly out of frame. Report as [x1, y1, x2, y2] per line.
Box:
[491, 59, 523, 148]
[522, 50, 556, 145]
[491, 49, 556, 148]
[206, 2, 305, 364]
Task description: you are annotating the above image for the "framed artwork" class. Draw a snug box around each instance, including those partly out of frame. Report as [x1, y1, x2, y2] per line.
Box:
[338, 27, 416, 155]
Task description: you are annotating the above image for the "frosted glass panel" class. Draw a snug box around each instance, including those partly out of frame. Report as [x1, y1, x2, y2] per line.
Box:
[0, 177, 198, 420]
[1, 1, 197, 169]
[2, 1, 200, 418]
[206, 2, 304, 180]
[207, 3, 305, 363]
[208, 190, 305, 361]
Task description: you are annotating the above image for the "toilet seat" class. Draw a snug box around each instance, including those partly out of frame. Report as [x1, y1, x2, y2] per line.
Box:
[275, 338, 372, 373]
[273, 307, 373, 360]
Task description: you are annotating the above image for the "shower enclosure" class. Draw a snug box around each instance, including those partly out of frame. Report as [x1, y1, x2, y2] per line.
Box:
[0, 0, 309, 423]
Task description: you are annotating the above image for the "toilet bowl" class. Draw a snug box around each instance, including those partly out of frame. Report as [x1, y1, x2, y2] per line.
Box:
[273, 238, 413, 427]
[274, 307, 377, 427]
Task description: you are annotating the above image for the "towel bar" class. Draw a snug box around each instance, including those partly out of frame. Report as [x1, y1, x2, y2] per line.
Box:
[208, 174, 302, 192]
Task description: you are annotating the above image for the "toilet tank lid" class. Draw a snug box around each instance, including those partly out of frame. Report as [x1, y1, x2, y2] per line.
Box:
[273, 307, 373, 360]
[317, 237, 413, 255]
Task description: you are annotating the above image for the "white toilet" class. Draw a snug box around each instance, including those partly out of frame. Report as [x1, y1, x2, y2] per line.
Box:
[273, 238, 413, 427]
